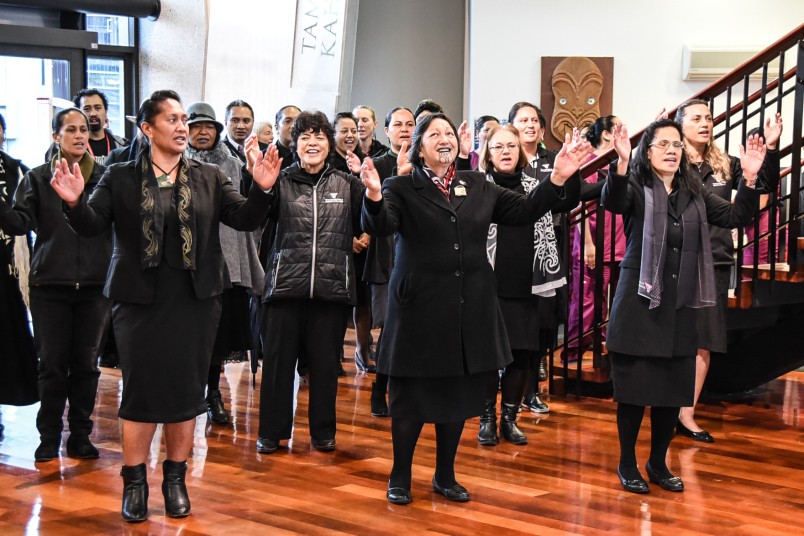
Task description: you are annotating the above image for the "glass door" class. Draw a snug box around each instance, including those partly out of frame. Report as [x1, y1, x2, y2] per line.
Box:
[0, 45, 83, 169]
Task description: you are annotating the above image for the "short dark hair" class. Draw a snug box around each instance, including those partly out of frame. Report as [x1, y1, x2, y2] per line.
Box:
[473, 115, 498, 133]
[275, 105, 301, 128]
[73, 88, 108, 110]
[137, 90, 182, 130]
[384, 106, 413, 128]
[0, 112, 5, 132]
[407, 112, 458, 169]
[52, 108, 88, 133]
[225, 100, 254, 121]
[413, 99, 444, 120]
[584, 115, 618, 148]
[291, 110, 335, 158]
[631, 118, 698, 194]
[507, 101, 541, 125]
[332, 111, 357, 129]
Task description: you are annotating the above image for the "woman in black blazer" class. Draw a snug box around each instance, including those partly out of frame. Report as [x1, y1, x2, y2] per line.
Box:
[601, 119, 764, 493]
[51, 90, 280, 522]
[361, 113, 591, 505]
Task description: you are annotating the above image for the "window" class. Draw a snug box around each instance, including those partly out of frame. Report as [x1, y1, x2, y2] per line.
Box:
[87, 57, 125, 137]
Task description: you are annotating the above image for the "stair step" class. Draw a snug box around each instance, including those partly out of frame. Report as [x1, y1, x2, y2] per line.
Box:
[727, 281, 753, 309]
[741, 263, 804, 283]
[799, 236, 804, 250]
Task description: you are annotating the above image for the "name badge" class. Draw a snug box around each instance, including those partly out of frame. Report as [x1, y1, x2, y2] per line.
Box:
[454, 185, 467, 197]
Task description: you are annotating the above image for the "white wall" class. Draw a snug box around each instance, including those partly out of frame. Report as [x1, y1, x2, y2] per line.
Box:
[139, 0, 206, 104]
[140, 0, 358, 129]
[468, 0, 804, 130]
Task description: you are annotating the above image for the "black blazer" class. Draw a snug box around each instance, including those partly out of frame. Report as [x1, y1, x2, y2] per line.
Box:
[601, 169, 759, 357]
[66, 158, 272, 304]
[362, 166, 578, 377]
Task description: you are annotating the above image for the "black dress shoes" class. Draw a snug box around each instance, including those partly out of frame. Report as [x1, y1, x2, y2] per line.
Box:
[206, 389, 231, 424]
[387, 486, 412, 505]
[617, 467, 649, 494]
[66, 435, 100, 459]
[256, 438, 279, 453]
[676, 421, 715, 443]
[645, 462, 684, 492]
[311, 438, 336, 452]
[34, 441, 60, 462]
[432, 478, 471, 502]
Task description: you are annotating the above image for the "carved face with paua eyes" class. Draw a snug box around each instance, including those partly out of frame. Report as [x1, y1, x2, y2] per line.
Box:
[551, 56, 603, 142]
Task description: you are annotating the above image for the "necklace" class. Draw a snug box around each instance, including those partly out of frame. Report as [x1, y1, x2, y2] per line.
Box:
[153, 160, 180, 188]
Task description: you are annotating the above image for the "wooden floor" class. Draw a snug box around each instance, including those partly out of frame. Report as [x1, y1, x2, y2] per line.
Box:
[1, 331, 802, 535]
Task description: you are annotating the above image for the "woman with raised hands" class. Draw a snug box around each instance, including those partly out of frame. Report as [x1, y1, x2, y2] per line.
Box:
[51, 89, 279, 522]
[601, 119, 764, 494]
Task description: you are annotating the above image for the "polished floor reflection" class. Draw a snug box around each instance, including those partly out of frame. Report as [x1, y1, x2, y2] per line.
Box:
[1, 334, 802, 535]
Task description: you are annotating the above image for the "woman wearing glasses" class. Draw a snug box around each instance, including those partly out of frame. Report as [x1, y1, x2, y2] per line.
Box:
[673, 100, 782, 443]
[476, 124, 581, 446]
[602, 119, 764, 493]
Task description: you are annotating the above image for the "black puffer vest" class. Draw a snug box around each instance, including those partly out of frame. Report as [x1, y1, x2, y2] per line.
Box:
[262, 163, 362, 304]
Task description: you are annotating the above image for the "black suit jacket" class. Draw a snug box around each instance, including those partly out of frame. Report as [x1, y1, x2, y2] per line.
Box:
[362, 166, 577, 377]
[66, 158, 273, 304]
[601, 169, 759, 357]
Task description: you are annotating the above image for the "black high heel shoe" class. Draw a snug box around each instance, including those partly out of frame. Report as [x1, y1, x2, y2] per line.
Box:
[676, 421, 714, 443]
[617, 466, 649, 494]
[645, 462, 684, 492]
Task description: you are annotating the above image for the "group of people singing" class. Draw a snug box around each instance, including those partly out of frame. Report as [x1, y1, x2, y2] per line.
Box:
[0, 88, 782, 520]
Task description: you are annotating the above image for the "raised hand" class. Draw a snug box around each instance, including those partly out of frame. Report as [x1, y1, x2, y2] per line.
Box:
[396, 141, 411, 175]
[50, 158, 86, 207]
[611, 123, 631, 175]
[457, 120, 472, 157]
[739, 133, 767, 181]
[251, 142, 283, 191]
[764, 113, 783, 150]
[345, 150, 362, 174]
[244, 135, 260, 174]
[551, 128, 594, 186]
[654, 107, 669, 121]
[361, 157, 382, 201]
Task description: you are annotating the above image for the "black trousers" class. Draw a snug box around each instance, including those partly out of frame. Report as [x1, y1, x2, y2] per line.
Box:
[29, 286, 110, 440]
[259, 299, 349, 441]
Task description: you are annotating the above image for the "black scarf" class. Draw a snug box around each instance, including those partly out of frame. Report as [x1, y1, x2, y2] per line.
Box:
[137, 151, 195, 270]
[486, 170, 566, 297]
[639, 176, 715, 309]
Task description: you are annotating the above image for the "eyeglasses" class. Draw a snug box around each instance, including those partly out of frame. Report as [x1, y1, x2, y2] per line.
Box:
[650, 140, 684, 150]
[489, 143, 518, 153]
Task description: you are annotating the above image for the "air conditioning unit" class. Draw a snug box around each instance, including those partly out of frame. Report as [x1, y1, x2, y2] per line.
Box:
[681, 46, 781, 80]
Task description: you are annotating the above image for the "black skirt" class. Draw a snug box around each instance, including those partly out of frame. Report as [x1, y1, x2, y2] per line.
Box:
[498, 296, 541, 351]
[114, 261, 222, 423]
[696, 265, 731, 353]
[211, 284, 251, 363]
[610, 351, 695, 407]
[388, 370, 496, 423]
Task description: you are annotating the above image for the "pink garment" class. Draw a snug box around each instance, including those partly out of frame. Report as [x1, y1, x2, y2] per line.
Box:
[743, 208, 780, 265]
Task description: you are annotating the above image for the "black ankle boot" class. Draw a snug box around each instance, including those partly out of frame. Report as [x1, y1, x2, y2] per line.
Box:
[206, 389, 230, 424]
[500, 403, 527, 445]
[370, 381, 389, 417]
[477, 400, 498, 446]
[120, 463, 148, 523]
[162, 460, 191, 518]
